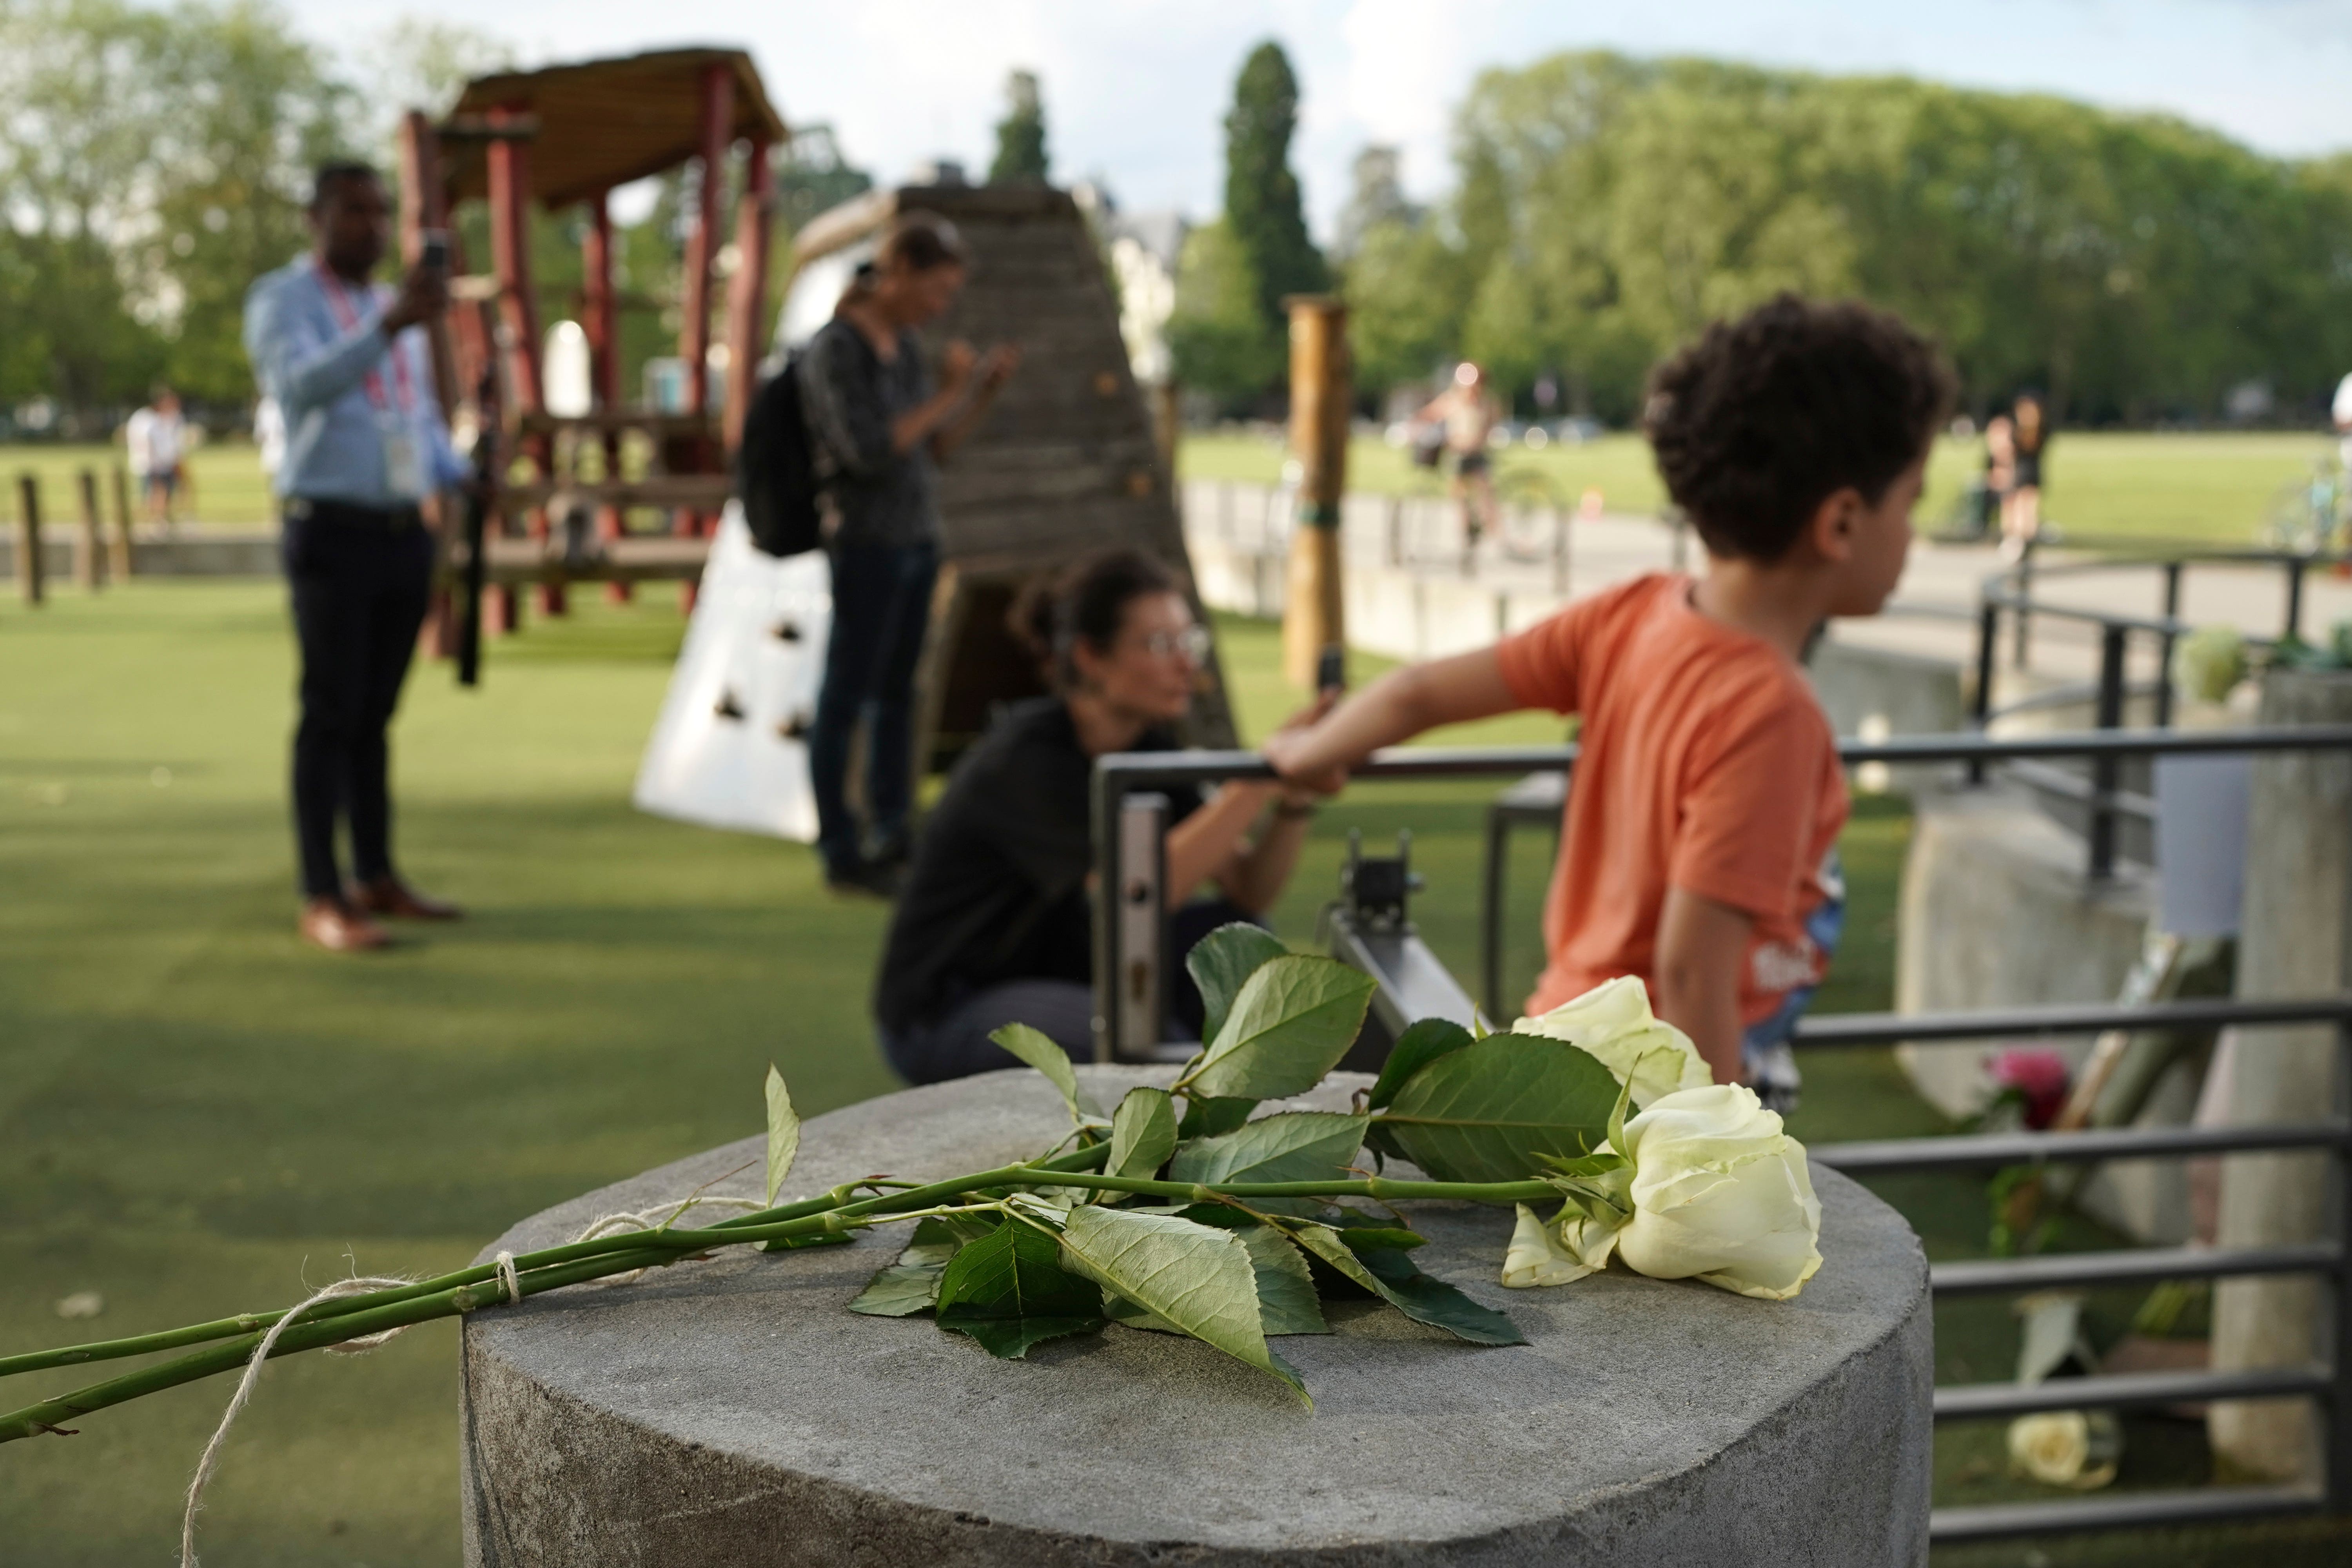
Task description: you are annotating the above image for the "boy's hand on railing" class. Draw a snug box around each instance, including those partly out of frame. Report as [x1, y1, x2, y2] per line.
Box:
[1264, 690, 1349, 797]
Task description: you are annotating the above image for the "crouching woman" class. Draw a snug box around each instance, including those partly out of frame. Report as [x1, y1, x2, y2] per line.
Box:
[871, 547, 1319, 1084]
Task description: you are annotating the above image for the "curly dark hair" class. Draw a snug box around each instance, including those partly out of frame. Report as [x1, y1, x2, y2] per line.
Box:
[1644, 294, 1954, 563]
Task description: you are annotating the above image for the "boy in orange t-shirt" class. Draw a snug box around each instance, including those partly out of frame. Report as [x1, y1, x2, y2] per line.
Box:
[1267, 296, 1953, 1098]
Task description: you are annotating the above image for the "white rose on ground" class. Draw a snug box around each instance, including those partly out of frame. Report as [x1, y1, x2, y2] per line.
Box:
[1512, 975, 1711, 1108]
[2006, 1410, 2122, 1490]
[1502, 1083, 1824, 1302]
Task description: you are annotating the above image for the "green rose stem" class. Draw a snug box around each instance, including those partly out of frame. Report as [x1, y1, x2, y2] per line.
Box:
[0, 1147, 1552, 1444]
[0, 1142, 1108, 1387]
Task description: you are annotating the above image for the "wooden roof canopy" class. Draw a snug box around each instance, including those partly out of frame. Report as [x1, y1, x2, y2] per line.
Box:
[439, 47, 786, 210]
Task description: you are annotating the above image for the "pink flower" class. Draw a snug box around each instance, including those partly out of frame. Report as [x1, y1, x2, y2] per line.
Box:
[1989, 1049, 2071, 1130]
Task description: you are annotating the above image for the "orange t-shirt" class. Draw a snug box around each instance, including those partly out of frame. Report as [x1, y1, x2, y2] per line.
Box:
[1494, 573, 1849, 1025]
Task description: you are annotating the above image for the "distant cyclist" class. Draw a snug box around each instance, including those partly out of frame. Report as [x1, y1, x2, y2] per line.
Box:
[1416, 361, 1503, 559]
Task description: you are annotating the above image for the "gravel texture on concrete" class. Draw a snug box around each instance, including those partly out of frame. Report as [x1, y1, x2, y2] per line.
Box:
[461, 1066, 1931, 1566]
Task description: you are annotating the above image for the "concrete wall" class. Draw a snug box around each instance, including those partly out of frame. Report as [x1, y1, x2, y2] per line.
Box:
[0, 532, 279, 579]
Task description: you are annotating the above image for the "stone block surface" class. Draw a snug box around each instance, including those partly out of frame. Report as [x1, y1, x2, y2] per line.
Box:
[461, 1068, 1931, 1566]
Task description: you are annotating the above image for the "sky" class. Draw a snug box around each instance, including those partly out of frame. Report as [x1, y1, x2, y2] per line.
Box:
[292, 0, 2352, 237]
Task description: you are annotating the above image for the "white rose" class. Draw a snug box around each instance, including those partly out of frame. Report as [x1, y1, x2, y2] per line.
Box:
[1512, 975, 1711, 1108]
[2006, 1410, 2122, 1490]
[1614, 1084, 1823, 1301]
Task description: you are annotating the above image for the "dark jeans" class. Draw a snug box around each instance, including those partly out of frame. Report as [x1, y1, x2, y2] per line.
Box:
[811, 541, 938, 875]
[878, 900, 1258, 1085]
[283, 505, 432, 900]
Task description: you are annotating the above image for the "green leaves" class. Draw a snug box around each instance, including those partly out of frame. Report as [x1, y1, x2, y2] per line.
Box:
[1375, 1034, 1623, 1184]
[934, 1221, 1106, 1359]
[848, 1217, 978, 1317]
[1365, 1018, 1473, 1111]
[988, 1023, 1099, 1123]
[1177, 1095, 1257, 1140]
[1236, 1223, 1328, 1335]
[1056, 1205, 1308, 1402]
[1167, 1111, 1368, 1189]
[1286, 1224, 1525, 1346]
[1181, 955, 1376, 1101]
[764, 1063, 800, 1206]
[1108, 1087, 1178, 1182]
[1185, 922, 1290, 1046]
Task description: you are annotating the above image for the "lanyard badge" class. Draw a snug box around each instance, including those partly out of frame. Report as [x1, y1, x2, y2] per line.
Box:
[316, 263, 428, 500]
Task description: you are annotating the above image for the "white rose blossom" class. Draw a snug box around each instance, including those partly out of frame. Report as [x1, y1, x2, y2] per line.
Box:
[1512, 975, 1711, 1109]
[1502, 1082, 1825, 1302]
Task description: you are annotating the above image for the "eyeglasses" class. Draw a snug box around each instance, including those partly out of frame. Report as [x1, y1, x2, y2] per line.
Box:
[1135, 625, 1212, 662]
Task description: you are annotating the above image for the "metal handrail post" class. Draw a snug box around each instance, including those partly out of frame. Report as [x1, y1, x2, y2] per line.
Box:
[1481, 808, 1509, 1022]
[2332, 1016, 2352, 1511]
[2287, 555, 2309, 644]
[2011, 540, 2035, 669]
[2089, 623, 2127, 879]
[1970, 601, 1999, 784]
[2156, 559, 2183, 728]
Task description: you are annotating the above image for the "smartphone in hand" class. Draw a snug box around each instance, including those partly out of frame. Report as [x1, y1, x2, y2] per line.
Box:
[1315, 642, 1345, 696]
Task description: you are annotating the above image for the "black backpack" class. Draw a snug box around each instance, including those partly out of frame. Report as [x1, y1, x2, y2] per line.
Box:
[737, 354, 823, 557]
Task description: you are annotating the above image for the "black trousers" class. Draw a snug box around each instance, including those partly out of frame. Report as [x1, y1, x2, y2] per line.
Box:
[283, 503, 432, 899]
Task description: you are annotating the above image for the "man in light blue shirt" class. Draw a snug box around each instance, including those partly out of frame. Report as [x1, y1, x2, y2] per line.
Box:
[243, 160, 467, 953]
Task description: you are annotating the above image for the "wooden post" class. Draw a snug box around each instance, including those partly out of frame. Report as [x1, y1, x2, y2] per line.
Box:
[673, 58, 734, 603]
[1149, 381, 1180, 485]
[583, 190, 630, 604]
[1281, 297, 1348, 689]
[487, 102, 551, 623]
[109, 465, 133, 581]
[16, 474, 43, 606]
[75, 469, 102, 591]
[722, 136, 773, 453]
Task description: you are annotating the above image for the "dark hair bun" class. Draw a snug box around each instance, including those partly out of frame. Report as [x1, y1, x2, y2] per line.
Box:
[1007, 548, 1181, 690]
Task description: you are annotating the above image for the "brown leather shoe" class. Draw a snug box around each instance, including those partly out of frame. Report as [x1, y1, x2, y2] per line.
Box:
[348, 875, 464, 921]
[299, 896, 391, 953]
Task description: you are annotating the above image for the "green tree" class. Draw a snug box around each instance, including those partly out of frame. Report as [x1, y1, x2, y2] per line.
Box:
[1342, 217, 1466, 399]
[989, 70, 1050, 185]
[1167, 219, 1282, 408]
[1223, 41, 1325, 340]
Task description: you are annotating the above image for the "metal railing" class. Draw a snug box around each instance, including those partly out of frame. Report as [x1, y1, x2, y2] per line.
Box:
[1090, 724, 2352, 1541]
[1969, 541, 2352, 877]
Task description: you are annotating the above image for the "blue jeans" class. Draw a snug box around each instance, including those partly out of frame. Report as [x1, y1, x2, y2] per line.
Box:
[811, 541, 938, 875]
[1741, 851, 1846, 1111]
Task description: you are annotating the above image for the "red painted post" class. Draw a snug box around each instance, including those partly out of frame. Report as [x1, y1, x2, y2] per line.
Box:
[583, 191, 630, 603]
[488, 102, 560, 620]
[398, 110, 462, 655]
[723, 137, 773, 455]
[672, 60, 735, 613]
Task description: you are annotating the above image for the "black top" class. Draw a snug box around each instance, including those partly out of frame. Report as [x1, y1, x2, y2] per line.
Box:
[796, 317, 937, 550]
[873, 699, 1201, 1032]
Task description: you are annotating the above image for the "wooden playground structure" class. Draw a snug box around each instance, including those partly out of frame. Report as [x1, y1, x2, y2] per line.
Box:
[396, 47, 784, 636]
[401, 44, 1233, 759]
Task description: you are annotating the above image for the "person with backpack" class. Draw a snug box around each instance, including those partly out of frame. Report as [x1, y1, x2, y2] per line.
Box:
[791, 216, 1018, 896]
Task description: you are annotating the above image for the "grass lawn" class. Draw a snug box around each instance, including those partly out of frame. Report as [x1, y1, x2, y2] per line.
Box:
[1, 440, 276, 531]
[1180, 428, 2341, 548]
[2, 427, 2336, 549]
[3, 583, 2345, 1564]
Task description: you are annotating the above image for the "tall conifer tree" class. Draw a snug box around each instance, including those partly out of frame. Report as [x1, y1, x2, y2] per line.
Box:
[989, 70, 1049, 185]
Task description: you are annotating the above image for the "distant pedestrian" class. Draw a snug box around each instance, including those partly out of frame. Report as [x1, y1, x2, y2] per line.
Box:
[1980, 412, 2016, 541]
[1416, 361, 1502, 561]
[242, 160, 466, 953]
[2000, 392, 2050, 561]
[799, 214, 1018, 897]
[125, 385, 189, 533]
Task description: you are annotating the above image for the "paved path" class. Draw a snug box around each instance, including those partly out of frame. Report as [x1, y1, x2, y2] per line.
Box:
[1180, 479, 2352, 695]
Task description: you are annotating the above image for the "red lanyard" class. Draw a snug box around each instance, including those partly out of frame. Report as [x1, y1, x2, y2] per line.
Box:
[314, 261, 415, 415]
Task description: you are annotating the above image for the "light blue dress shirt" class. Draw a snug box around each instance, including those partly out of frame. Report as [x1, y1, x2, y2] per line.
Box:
[242, 256, 468, 506]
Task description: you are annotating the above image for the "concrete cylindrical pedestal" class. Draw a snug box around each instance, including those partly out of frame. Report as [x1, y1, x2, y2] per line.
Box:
[461, 1068, 1933, 1566]
[2211, 666, 2352, 1479]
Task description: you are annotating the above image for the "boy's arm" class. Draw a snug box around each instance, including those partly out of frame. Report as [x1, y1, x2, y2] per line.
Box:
[1263, 647, 1519, 793]
[1653, 886, 1753, 1084]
